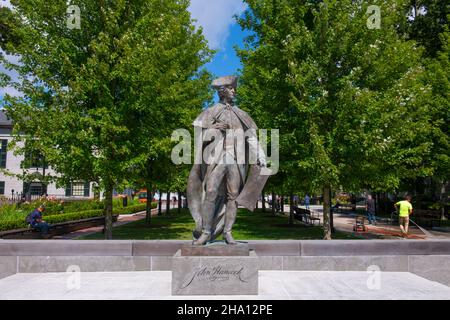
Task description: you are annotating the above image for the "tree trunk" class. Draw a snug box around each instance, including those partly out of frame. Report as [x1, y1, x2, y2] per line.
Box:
[329, 188, 334, 234]
[42, 159, 47, 196]
[145, 184, 153, 225]
[178, 191, 182, 214]
[374, 192, 378, 216]
[441, 181, 447, 221]
[280, 196, 284, 213]
[262, 191, 265, 212]
[289, 193, 294, 225]
[158, 191, 162, 216]
[415, 178, 424, 210]
[104, 185, 113, 240]
[166, 191, 170, 213]
[413, 0, 418, 18]
[272, 191, 276, 215]
[323, 184, 332, 240]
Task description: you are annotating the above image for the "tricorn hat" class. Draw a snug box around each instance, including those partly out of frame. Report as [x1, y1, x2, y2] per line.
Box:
[212, 76, 238, 89]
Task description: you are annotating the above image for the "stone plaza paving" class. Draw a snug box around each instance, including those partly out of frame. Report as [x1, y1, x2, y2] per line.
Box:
[0, 270, 449, 300]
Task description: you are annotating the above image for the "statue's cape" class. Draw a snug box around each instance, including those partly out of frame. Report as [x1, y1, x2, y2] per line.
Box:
[192, 103, 258, 130]
[235, 165, 270, 211]
[187, 103, 265, 240]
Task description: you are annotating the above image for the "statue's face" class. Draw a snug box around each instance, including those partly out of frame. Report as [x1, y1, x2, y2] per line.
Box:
[218, 85, 235, 103]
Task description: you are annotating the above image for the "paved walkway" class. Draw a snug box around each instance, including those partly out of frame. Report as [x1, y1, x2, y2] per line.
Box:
[0, 271, 448, 300]
[281, 204, 450, 240]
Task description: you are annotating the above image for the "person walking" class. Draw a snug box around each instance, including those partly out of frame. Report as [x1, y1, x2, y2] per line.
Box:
[304, 194, 311, 210]
[293, 195, 299, 206]
[276, 196, 281, 212]
[366, 194, 376, 225]
[394, 195, 413, 237]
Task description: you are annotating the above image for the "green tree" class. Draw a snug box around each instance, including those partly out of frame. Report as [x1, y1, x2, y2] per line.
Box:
[0, 6, 22, 52]
[419, 28, 450, 217]
[402, 0, 449, 57]
[237, 0, 433, 238]
[3, 0, 211, 238]
[393, 2, 449, 212]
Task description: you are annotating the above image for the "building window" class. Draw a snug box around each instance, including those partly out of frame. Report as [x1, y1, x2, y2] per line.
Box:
[29, 183, 44, 196]
[0, 181, 4, 195]
[66, 182, 90, 197]
[22, 141, 48, 169]
[72, 182, 85, 196]
[0, 140, 7, 168]
[23, 150, 47, 169]
[22, 182, 46, 198]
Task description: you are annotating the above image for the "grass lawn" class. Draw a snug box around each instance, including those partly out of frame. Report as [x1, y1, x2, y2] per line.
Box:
[78, 208, 359, 240]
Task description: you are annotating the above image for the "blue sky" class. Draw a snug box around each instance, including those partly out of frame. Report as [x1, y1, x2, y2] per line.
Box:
[203, 22, 250, 78]
[188, 0, 249, 77]
[0, 0, 249, 101]
[188, 0, 249, 101]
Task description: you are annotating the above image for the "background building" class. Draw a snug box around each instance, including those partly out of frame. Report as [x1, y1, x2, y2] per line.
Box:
[0, 110, 93, 199]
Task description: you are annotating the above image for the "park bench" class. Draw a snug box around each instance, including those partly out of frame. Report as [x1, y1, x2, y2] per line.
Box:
[0, 215, 119, 239]
[293, 207, 321, 226]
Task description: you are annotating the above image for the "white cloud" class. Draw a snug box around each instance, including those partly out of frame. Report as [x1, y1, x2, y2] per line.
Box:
[0, 0, 13, 9]
[0, 86, 21, 98]
[188, 0, 247, 50]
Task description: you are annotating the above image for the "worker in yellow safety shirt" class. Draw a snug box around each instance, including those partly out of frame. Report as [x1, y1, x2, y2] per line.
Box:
[394, 195, 413, 237]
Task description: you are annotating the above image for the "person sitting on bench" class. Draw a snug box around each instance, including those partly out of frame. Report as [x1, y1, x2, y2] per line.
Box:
[28, 205, 50, 237]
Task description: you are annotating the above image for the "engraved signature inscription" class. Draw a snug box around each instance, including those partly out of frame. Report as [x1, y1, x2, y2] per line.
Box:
[181, 265, 248, 289]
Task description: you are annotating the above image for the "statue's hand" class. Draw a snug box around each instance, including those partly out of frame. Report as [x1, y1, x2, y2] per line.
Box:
[257, 158, 267, 167]
[211, 122, 229, 130]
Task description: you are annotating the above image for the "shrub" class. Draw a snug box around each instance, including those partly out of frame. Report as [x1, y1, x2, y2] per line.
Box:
[0, 202, 156, 232]
[45, 210, 104, 224]
[0, 210, 105, 231]
[112, 197, 144, 208]
[0, 196, 11, 206]
[19, 197, 64, 215]
[0, 204, 26, 221]
[63, 199, 104, 212]
[18, 198, 106, 216]
[0, 219, 28, 231]
[114, 202, 157, 215]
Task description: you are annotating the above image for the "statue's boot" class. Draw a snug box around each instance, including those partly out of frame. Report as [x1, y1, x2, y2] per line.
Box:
[224, 231, 237, 245]
[223, 200, 237, 245]
[193, 232, 211, 246]
[193, 200, 215, 246]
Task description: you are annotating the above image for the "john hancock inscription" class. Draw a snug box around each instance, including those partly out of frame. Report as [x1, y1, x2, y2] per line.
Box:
[181, 264, 248, 289]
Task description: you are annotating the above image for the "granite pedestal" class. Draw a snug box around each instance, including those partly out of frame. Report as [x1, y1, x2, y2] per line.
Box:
[172, 242, 259, 295]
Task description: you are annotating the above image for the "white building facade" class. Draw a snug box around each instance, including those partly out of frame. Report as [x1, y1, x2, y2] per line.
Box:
[0, 111, 93, 199]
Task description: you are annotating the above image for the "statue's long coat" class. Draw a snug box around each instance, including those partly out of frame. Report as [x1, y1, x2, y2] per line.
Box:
[186, 103, 262, 240]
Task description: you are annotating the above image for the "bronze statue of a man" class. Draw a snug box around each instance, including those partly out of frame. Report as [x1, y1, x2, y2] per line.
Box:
[187, 76, 268, 246]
